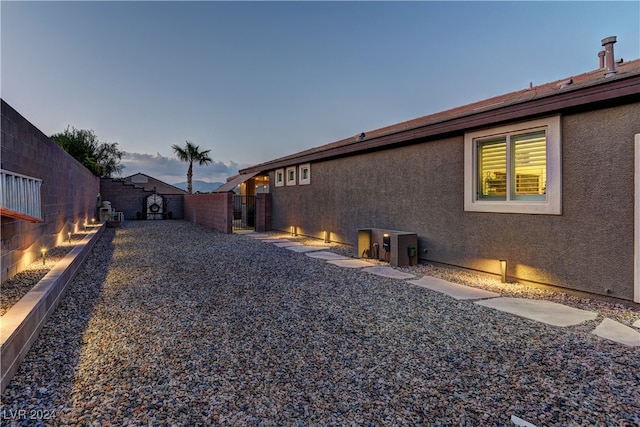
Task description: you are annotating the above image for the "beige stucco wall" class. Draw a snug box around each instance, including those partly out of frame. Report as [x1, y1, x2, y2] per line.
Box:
[270, 103, 640, 300]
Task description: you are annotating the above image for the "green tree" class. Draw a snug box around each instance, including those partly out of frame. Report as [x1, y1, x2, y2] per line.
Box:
[51, 126, 124, 177]
[171, 140, 212, 194]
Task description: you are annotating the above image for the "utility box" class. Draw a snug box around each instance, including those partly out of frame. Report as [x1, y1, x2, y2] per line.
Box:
[356, 228, 418, 267]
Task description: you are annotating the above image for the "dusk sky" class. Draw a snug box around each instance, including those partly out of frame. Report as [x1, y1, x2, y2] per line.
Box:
[2, 1, 639, 185]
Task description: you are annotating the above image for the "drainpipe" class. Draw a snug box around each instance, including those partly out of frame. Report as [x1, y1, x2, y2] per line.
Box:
[601, 36, 617, 77]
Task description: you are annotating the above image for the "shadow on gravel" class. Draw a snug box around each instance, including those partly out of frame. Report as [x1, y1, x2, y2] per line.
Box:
[0, 227, 116, 422]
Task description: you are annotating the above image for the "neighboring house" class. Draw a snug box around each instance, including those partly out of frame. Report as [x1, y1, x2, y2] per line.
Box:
[100, 173, 187, 220]
[123, 173, 188, 195]
[239, 37, 640, 302]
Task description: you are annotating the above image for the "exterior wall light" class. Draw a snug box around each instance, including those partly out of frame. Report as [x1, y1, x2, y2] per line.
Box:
[500, 260, 507, 283]
[41, 247, 47, 265]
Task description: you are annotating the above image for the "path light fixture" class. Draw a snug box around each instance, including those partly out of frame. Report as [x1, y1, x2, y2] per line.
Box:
[91, 218, 96, 225]
[324, 230, 330, 244]
[41, 247, 47, 265]
[68, 232, 72, 244]
[500, 260, 507, 283]
[290, 226, 296, 237]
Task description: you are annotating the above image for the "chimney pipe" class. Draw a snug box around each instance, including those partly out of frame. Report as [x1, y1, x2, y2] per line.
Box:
[598, 50, 606, 69]
[601, 36, 617, 77]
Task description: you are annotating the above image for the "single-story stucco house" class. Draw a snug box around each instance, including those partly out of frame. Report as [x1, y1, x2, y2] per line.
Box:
[236, 37, 640, 303]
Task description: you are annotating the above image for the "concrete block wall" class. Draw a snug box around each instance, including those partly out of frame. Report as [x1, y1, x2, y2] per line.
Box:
[184, 193, 232, 233]
[255, 193, 272, 232]
[99, 178, 185, 220]
[1, 100, 100, 282]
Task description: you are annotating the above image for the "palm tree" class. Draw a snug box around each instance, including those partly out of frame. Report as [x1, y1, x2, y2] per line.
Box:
[172, 140, 213, 194]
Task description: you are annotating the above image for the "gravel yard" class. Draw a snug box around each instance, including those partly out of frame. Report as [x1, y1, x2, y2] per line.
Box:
[1, 231, 92, 316]
[1, 220, 639, 426]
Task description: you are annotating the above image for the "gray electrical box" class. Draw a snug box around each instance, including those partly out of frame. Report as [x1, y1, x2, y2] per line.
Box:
[356, 228, 418, 267]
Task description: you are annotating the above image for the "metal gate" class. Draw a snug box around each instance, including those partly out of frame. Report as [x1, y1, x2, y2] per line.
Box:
[233, 195, 256, 231]
[146, 194, 164, 220]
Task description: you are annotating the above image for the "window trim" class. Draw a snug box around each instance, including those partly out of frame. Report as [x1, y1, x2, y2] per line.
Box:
[274, 168, 284, 187]
[298, 163, 311, 185]
[464, 115, 562, 215]
[285, 166, 296, 186]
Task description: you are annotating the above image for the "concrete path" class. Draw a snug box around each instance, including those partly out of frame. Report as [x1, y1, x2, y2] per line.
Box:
[285, 245, 331, 253]
[475, 297, 598, 327]
[362, 266, 416, 280]
[273, 241, 303, 247]
[246, 233, 640, 346]
[305, 251, 349, 260]
[327, 259, 375, 268]
[408, 276, 500, 300]
[592, 318, 640, 347]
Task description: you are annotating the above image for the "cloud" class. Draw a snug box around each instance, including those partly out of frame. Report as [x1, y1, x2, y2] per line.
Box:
[120, 152, 239, 184]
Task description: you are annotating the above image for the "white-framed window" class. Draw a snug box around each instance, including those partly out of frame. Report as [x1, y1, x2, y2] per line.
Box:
[286, 166, 296, 186]
[299, 163, 311, 185]
[275, 169, 284, 187]
[464, 115, 561, 215]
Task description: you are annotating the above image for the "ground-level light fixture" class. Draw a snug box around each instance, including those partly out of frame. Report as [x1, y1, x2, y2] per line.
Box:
[500, 260, 507, 283]
[41, 247, 47, 265]
[91, 218, 96, 224]
[68, 232, 72, 244]
[323, 230, 330, 243]
[290, 226, 296, 237]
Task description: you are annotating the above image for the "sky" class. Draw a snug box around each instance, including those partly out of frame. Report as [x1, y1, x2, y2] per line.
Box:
[2, 1, 639, 185]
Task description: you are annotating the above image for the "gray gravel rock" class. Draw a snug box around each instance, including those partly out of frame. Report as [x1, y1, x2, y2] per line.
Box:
[1, 232, 89, 316]
[1, 221, 639, 426]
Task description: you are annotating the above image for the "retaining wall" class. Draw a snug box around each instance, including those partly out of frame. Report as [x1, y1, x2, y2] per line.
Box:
[0, 224, 105, 394]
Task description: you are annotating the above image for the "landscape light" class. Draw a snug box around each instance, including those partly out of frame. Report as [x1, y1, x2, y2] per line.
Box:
[500, 260, 507, 283]
[41, 247, 47, 265]
[324, 230, 330, 243]
[68, 232, 72, 243]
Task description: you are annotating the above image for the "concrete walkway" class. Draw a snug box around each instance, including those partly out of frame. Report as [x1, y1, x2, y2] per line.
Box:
[249, 234, 640, 347]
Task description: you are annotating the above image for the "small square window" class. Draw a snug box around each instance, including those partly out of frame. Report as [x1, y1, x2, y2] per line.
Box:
[286, 166, 296, 186]
[299, 163, 311, 185]
[275, 169, 284, 187]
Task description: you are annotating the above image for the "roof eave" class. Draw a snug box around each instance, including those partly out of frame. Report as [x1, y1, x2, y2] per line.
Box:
[240, 73, 640, 174]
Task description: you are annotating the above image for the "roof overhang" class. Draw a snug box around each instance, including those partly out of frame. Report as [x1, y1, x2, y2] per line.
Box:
[213, 171, 260, 193]
[240, 71, 640, 174]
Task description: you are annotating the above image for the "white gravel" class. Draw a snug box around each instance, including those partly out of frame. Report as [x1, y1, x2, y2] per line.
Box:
[1, 220, 639, 426]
